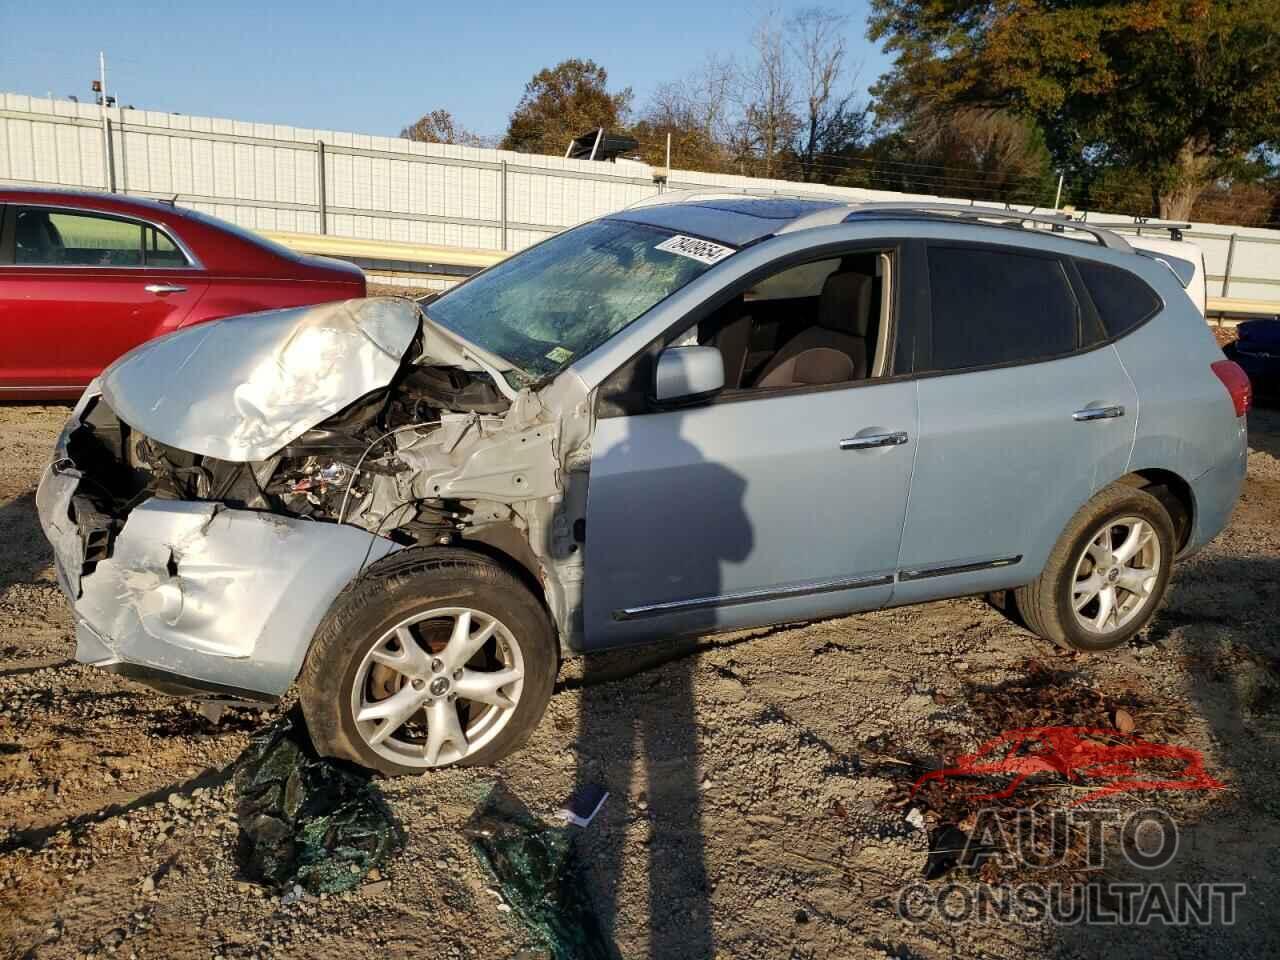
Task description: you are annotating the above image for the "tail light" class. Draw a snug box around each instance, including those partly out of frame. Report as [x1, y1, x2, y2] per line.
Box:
[1211, 359, 1252, 417]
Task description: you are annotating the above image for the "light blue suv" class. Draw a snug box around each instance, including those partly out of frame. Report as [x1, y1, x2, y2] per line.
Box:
[37, 197, 1250, 774]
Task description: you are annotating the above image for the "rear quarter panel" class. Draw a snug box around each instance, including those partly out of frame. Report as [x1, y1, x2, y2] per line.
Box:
[1105, 254, 1247, 549]
[1107, 258, 1243, 480]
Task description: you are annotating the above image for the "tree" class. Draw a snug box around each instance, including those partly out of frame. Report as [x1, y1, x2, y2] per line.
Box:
[878, 107, 1056, 203]
[786, 7, 863, 183]
[1186, 151, 1279, 225]
[630, 107, 729, 173]
[869, 0, 1280, 219]
[632, 58, 738, 172]
[737, 15, 801, 178]
[803, 100, 873, 184]
[400, 109, 487, 147]
[501, 59, 633, 156]
[1192, 180, 1277, 226]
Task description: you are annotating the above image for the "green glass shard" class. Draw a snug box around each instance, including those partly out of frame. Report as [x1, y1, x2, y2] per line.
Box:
[465, 784, 619, 960]
[234, 712, 404, 894]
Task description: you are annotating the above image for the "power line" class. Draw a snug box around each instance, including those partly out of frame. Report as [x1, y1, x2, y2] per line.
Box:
[629, 135, 1064, 188]
[637, 144, 1059, 196]
[630, 133, 1067, 182]
[635, 136, 1278, 226]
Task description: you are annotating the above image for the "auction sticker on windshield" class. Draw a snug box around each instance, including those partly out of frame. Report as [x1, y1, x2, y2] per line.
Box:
[655, 234, 735, 266]
[545, 346, 574, 364]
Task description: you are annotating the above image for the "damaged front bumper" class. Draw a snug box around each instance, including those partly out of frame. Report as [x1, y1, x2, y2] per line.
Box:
[36, 388, 398, 700]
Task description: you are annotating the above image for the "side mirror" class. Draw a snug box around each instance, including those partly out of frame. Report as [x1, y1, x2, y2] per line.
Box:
[653, 345, 725, 405]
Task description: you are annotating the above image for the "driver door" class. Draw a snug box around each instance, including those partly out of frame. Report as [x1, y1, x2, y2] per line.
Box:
[581, 245, 920, 649]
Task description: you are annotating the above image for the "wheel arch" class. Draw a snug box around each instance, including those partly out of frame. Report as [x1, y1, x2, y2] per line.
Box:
[355, 534, 554, 628]
[1112, 468, 1195, 552]
[460, 523, 552, 613]
[1018, 468, 1195, 589]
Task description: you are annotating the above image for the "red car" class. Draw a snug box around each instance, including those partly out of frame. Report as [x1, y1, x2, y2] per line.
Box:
[0, 189, 366, 400]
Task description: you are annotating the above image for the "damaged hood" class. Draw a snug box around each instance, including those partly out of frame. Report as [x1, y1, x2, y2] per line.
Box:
[100, 298, 422, 461]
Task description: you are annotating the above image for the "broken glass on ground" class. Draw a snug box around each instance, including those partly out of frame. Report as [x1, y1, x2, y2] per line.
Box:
[234, 710, 404, 894]
[465, 784, 619, 960]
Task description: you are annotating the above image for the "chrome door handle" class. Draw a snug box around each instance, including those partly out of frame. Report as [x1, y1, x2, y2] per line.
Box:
[840, 431, 909, 450]
[1072, 405, 1125, 422]
[144, 283, 187, 295]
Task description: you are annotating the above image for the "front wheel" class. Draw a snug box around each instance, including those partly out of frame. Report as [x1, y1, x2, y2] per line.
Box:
[298, 549, 558, 777]
[1016, 484, 1175, 652]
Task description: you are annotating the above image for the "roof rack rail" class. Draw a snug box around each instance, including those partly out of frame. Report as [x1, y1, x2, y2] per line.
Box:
[841, 202, 1132, 252]
[1081, 217, 1192, 242]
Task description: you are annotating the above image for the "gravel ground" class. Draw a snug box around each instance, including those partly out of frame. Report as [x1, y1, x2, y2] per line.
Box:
[367, 284, 434, 300]
[2, 400, 1279, 960]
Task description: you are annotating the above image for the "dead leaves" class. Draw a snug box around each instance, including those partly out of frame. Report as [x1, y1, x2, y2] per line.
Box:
[1114, 708, 1136, 734]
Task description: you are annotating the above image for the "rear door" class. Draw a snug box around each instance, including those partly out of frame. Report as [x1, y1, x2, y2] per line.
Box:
[0, 205, 208, 393]
[892, 242, 1137, 605]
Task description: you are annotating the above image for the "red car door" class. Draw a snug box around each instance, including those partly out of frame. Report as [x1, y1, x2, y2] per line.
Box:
[0, 205, 208, 394]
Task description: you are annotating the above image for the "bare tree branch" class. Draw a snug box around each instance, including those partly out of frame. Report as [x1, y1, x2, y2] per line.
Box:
[787, 6, 860, 181]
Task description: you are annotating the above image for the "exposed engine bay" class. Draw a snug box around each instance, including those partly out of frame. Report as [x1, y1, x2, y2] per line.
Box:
[72, 362, 517, 533]
[54, 298, 591, 658]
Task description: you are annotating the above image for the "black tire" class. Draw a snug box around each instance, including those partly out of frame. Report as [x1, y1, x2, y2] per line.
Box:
[298, 547, 558, 777]
[1015, 483, 1175, 652]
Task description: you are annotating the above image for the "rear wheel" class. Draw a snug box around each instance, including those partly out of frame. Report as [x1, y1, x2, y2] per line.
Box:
[298, 549, 557, 776]
[1016, 484, 1175, 652]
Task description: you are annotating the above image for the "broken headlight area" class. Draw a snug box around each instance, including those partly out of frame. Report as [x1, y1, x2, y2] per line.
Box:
[61, 360, 524, 573]
[61, 396, 282, 574]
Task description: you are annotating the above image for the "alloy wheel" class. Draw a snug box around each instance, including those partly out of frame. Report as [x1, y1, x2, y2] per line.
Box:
[349, 607, 525, 768]
[1070, 516, 1162, 635]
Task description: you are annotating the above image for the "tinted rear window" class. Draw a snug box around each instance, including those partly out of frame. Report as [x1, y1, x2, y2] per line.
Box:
[928, 246, 1078, 371]
[1077, 260, 1162, 339]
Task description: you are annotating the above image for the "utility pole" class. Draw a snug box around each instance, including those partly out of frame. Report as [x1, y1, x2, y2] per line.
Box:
[97, 52, 116, 192]
[662, 132, 671, 194]
[1053, 171, 1064, 211]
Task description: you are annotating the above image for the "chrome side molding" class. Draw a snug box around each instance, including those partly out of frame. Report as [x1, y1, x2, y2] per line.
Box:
[613, 572, 894, 621]
[899, 555, 1023, 582]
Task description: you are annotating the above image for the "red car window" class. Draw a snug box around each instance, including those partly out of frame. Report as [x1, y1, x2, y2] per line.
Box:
[14, 207, 190, 268]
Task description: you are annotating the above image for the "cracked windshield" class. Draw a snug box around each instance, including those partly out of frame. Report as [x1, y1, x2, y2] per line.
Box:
[425, 219, 720, 379]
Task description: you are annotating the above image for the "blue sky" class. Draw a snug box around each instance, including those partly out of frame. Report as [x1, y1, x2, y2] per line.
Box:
[1, 0, 891, 139]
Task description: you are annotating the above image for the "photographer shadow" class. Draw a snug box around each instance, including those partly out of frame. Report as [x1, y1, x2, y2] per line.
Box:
[570, 414, 752, 959]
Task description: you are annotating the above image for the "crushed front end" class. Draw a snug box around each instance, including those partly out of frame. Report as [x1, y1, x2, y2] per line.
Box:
[37, 386, 401, 700]
[36, 298, 586, 701]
